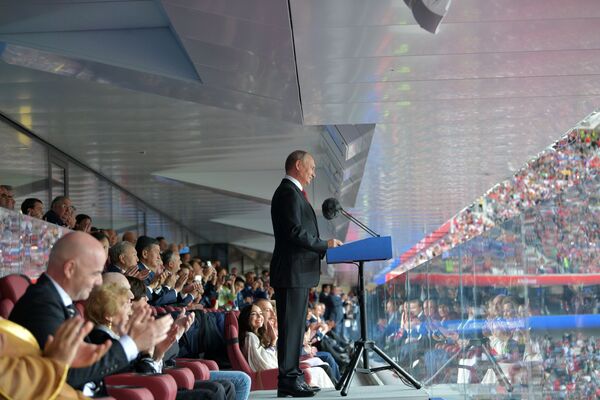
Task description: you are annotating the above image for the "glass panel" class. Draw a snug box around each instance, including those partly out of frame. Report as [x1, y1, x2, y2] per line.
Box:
[111, 188, 138, 235]
[68, 163, 112, 231]
[370, 128, 599, 398]
[50, 162, 65, 198]
[0, 120, 49, 212]
[0, 207, 69, 279]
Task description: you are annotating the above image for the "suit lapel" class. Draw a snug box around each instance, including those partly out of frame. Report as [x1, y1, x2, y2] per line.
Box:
[37, 274, 71, 319]
[284, 179, 319, 230]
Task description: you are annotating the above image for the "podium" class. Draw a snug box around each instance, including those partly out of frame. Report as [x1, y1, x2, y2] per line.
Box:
[326, 236, 421, 396]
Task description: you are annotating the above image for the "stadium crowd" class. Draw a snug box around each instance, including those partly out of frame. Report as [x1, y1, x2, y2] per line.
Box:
[402, 128, 600, 272]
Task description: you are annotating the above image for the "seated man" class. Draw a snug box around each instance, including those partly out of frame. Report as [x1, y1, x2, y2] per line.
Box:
[10, 232, 171, 396]
[136, 236, 180, 306]
[0, 184, 15, 210]
[106, 241, 149, 280]
[43, 196, 75, 228]
[21, 197, 44, 219]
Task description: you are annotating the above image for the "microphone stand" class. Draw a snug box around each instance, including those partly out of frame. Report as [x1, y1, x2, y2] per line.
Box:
[339, 208, 379, 238]
[333, 207, 421, 396]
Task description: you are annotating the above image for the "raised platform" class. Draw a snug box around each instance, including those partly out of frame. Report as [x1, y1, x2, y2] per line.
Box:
[249, 384, 430, 399]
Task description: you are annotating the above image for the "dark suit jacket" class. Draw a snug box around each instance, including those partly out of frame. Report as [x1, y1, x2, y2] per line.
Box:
[270, 178, 327, 288]
[9, 273, 131, 389]
[43, 209, 68, 227]
[106, 264, 124, 273]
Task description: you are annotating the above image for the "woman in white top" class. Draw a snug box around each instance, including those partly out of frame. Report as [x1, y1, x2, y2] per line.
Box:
[238, 304, 334, 389]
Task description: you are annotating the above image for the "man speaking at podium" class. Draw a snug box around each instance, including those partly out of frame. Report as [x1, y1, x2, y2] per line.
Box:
[270, 150, 343, 397]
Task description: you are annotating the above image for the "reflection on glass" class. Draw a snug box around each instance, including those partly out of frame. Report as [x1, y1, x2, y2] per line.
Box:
[0, 207, 69, 279]
[367, 130, 599, 398]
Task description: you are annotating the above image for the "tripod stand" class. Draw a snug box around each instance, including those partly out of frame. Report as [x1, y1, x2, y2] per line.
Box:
[335, 261, 422, 396]
[423, 336, 513, 391]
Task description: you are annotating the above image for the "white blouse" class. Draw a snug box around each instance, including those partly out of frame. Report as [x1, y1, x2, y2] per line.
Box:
[243, 332, 334, 388]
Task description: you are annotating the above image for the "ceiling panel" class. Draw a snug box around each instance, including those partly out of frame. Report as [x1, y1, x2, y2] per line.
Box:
[0, 61, 323, 246]
[289, 0, 600, 268]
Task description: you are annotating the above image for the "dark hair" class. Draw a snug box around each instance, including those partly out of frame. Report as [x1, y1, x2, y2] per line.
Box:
[126, 276, 147, 301]
[20, 198, 42, 214]
[135, 236, 159, 256]
[238, 304, 268, 350]
[234, 277, 245, 285]
[91, 231, 109, 243]
[284, 150, 309, 173]
[76, 214, 91, 224]
[161, 249, 177, 266]
[156, 236, 165, 241]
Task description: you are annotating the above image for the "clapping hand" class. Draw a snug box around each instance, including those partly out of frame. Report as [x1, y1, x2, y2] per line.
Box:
[44, 316, 112, 368]
[124, 265, 150, 280]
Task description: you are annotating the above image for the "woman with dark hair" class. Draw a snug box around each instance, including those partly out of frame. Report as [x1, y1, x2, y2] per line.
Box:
[238, 304, 334, 389]
[74, 214, 92, 233]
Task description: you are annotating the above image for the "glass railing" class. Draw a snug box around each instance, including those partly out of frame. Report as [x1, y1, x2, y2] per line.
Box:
[367, 169, 599, 399]
[0, 207, 69, 279]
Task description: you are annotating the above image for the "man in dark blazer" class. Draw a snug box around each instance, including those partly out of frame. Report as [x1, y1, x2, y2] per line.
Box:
[10, 232, 170, 395]
[270, 150, 342, 397]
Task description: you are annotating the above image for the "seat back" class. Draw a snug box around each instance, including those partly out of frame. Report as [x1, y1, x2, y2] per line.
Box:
[225, 323, 254, 377]
[175, 360, 210, 381]
[163, 367, 195, 390]
[105, 373, 177, 400]
[0, 274, 31, 317]
[225, 310, 239, 336]
[106, 386, 154, 400]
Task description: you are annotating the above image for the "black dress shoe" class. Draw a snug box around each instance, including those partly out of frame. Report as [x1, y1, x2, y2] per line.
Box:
[300, 382, 321, 392]
[277, 385, 316, 398]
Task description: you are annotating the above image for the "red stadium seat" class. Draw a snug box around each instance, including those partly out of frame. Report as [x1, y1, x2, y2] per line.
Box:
[177, 358, 219, 371]
[106, 386, 154, 400]
[0, 274, 30, 317]
[0, 298, 13, 318]
[163, 367, 195, 390]
[175, 359, 211, 380]
[105, 373, 177, 400]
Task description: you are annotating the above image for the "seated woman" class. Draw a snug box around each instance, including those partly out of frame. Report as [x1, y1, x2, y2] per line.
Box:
[85, 283, 233, 400]
[238, 304, 334, 389]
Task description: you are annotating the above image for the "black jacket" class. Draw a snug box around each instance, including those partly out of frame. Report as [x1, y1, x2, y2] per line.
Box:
[9, 273, 131, 389]
[269, 179, 327, 288]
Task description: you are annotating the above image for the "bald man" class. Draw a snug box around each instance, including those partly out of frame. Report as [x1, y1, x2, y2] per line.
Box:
[122, 231, 137, 244]
[10, 232, 170, 395]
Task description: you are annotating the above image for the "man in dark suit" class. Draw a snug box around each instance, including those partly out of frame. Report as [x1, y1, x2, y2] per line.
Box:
[10, 232, 171, 395]
[270, 150, 342, 397]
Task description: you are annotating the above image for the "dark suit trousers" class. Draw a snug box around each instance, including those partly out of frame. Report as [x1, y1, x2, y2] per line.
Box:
[274, 287, 309, 387]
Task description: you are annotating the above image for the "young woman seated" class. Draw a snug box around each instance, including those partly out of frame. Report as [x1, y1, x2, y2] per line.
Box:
[238, 304, 334, 389]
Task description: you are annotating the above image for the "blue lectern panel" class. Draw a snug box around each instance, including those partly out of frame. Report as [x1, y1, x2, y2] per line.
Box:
[326, 236, 393, 264]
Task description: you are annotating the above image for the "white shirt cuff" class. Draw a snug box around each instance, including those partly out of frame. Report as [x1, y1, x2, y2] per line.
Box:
[119, 335, 139, 362]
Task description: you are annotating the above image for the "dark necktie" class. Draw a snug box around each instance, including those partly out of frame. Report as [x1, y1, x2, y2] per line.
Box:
[66, 303, 77, 318]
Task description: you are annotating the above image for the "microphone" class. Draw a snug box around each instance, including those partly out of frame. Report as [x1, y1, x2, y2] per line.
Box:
[322, 198, 341, 220]
[321, 198, 380, 237]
